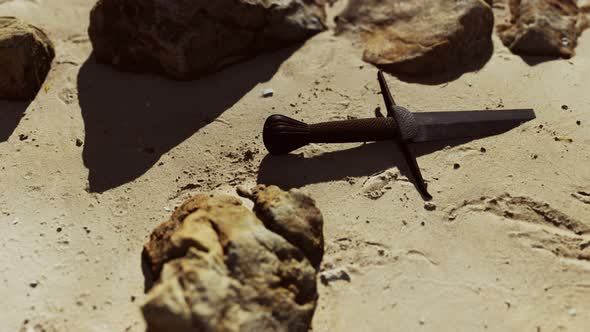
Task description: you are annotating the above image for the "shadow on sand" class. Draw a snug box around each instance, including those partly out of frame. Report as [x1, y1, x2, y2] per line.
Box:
[257, 139, 467, 194]
[257, 130, 518, 197]
[0, 101, 30, 142]
[385, 40, 494, 85]
[519, 54, 565, 66]
[77, 47, 298, 192]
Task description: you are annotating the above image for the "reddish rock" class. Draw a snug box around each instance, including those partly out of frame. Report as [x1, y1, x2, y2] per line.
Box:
[335, 0, 494, 75]
[497, 0, 589, 57]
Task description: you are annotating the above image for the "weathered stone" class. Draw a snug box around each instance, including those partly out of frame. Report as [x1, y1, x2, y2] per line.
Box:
[497, 0, 589, 57]
[142, 187, 324, 332]
[0, 17, 54, 100]
[335, 0, 494, 75]
[243, 185, 324, 269]
[89, 0, 326, 80]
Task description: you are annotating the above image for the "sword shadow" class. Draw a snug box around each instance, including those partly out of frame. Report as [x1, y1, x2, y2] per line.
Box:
[257, 137, 475, 197]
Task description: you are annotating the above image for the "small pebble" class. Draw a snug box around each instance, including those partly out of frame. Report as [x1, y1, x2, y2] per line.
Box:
[561, 105, 568, 110]
[576, 120, 581, 126]
[320, 268, 351, 285]
[480, 147, 486, 153]
[163, 207, 172, 212]
[56, 227, 62, 233]
[76, 139, 83, 147]
[568, 308, 577, 317]
[453, 163, 461, 169]
[554, 136, 573, 143]
[424, 202, 436, 211]
[29, 281, 39, 288]
[262, 88, 274, 98]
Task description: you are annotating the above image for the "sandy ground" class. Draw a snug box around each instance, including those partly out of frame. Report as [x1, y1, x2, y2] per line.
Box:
[1, 1, 589, 331]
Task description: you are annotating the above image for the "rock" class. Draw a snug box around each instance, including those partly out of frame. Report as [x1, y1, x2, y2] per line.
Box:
[424, 202, 437, 211]
[262, 88, 275, 98]
[497, 0, 589, 57]
[0, 17, 55, 100]
[568, 307, 577, 316]
[246, 185, 324, 269]
[89, 0, 327, 80]
[142, 187, 324, 332]
[319, 267, 351, 285]
[335, 0, 494, 75]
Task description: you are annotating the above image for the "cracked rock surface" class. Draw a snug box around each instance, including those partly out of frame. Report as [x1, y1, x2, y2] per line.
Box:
[142, 185, 324, 332]
[0, 17, 54, 100]
[497, 0, 589, 57]
[335, 0, 494, 76]
[88, 0, 326, 79]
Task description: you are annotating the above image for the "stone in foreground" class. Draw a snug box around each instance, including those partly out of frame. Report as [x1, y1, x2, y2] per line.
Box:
[497, 0, 589, 57]
[142, 185, 324, 332]
[89, 0, 326, 80]
[0, 17, 54, 100]
[335, 0, 494, 75]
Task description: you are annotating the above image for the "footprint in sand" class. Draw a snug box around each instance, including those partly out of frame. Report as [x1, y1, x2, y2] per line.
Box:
[449, 193, 590, 267]
[572, 190, 590, 205]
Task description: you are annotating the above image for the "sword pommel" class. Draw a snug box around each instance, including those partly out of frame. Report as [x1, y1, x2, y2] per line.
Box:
[263, 114, 310, 155]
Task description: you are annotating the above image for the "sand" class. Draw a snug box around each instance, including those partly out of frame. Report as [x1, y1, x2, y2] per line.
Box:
[1, 1, 589, 331]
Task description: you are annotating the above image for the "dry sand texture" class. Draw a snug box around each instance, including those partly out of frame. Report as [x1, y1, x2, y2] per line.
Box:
[1, 0, 589, 331]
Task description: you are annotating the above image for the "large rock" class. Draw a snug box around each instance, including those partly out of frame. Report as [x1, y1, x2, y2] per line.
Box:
[142, 185, 324, 332]
[497, 0, 589, 57]
[0, 17, 54, 100]
[335, 0, 494, 75]
[89, 0, 327, 79]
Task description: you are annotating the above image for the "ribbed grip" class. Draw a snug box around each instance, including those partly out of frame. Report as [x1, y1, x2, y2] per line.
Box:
[310, 117, 397, 142]
[263, 114, 398, 155]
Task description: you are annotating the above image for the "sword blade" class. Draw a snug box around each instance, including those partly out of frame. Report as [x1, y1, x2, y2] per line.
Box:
[411, 108, 535, 142]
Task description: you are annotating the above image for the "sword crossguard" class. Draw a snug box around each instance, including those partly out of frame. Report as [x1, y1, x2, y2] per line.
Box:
[262, 70, 432, 200]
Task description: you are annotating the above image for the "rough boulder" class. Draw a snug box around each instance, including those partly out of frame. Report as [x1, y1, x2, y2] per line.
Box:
[142, 185, 324, 332]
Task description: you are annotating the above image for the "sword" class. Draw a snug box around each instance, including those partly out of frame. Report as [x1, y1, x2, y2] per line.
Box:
[262, 70, 535, 199]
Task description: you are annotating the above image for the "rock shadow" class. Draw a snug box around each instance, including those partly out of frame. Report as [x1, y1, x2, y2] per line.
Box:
[141, 249, 155, 293]
[519, 55, 564, 66]
[383, 40, 494, 85]
[0, 101, 29, 142]
[77, 47, 298, 192]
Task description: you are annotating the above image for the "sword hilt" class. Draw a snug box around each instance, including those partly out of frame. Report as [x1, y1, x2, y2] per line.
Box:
[261, 70, 432, 201]
[263, 115, 398, 155]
